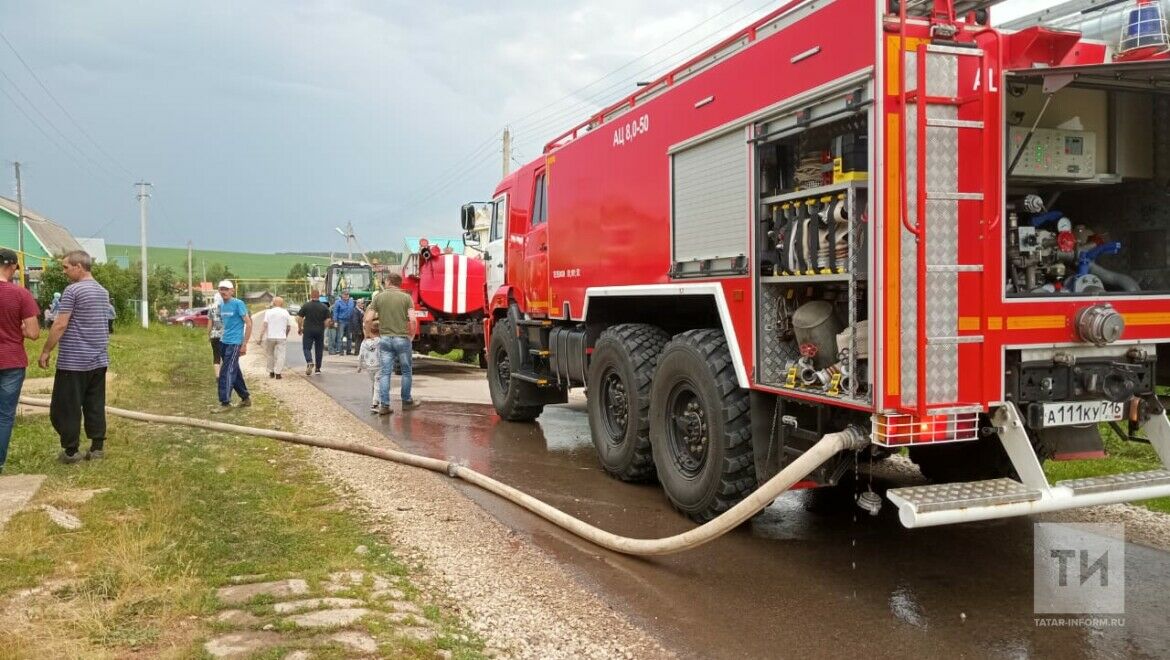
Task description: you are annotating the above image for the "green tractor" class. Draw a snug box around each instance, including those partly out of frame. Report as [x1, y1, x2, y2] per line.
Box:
[322, 260, 377, 303]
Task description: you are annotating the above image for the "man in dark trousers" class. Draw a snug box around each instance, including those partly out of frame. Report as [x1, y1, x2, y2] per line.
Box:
[39, 250, 110, 463]
[297, 289, 330, 376]
[0, 248, 40, 473]
[330, 290, 355, 355]
[215, 280, 252, 409]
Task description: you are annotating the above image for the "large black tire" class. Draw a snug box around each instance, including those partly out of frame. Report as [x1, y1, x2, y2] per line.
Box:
[487, 319, 544, 422]
[650, 329, 756, 523]
[587, 324, 669, 482]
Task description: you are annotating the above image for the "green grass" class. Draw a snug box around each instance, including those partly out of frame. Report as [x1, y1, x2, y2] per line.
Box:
[0, 326, 485, 658]
[106, 245, 333, 279]
[1044, 423, 1170, 514]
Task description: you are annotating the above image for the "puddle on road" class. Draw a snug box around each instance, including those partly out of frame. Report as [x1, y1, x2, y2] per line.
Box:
[889, 584, 928, 629]
[315, 375, 1170, 659]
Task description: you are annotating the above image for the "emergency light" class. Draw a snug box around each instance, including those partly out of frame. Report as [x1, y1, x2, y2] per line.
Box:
[1117, 0, 1170, 61]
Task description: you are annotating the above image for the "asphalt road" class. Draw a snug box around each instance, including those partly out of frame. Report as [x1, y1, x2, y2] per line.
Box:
[281, 344, 1170, 659]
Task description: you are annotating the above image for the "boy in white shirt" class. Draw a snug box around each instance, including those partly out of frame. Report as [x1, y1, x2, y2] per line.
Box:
[256, 297, 292, 379]
[356, 323, 381, 411]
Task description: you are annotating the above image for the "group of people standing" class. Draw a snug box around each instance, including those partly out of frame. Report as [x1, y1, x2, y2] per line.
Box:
[200, 273, 420, 415]
[1, 249, 110, 472]
[327, 290, 364, 357]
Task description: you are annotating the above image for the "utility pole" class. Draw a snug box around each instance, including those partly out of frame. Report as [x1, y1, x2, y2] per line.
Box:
[187, 240, 193, 309]
[334, 223, 357, 261]
[502, 127, 512, 178]
[13, 162, 26, 288]
[136, 181, 151, 328]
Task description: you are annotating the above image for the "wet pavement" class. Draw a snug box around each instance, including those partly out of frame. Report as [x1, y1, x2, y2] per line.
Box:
[286, 349, 1170, 659]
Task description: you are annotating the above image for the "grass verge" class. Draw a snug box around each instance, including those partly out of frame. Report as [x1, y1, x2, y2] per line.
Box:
[1044, 423, 1170, 514]
[0, 325, 484, 658]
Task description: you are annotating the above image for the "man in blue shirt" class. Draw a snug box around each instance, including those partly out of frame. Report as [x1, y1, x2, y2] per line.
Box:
[216, 280, 252, 409]
[330, 290, 355, 355]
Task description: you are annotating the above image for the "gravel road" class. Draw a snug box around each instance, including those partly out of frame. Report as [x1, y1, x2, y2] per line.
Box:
[238, 348, 671, 659]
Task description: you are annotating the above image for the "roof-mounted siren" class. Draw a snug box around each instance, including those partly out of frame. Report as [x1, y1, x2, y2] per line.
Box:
[1117, 0, 1170, 61]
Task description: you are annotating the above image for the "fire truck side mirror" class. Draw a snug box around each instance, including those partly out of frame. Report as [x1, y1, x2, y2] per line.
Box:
[460, 204, 476, 232]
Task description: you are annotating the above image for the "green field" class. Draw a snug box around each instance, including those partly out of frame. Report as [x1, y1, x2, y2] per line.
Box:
[106, 244, 333, 279]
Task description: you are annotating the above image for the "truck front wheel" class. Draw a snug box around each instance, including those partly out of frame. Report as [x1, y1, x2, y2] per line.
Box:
[587, 324, 669, 482]
[650, 329, 756, 523]
[487, 319, 543, 422]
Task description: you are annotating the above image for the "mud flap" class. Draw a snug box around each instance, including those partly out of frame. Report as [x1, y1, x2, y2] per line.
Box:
[1038, 425, 1106, 461]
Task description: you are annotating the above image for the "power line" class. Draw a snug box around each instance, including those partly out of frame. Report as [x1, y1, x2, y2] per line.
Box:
[0, 29, 134, 177]
[0, 84, 91, 173]
[0, 65, 120, 182]
[503, 0, 755, 131]
[354, 129, 501, 227]
[509, 0, 778, 146]
[367, 3, 777, 230]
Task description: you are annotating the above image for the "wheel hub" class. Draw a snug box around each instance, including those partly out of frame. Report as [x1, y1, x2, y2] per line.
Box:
[667, 386, 708, 476]
[495, 349, 511, 393]
[600, 370, 629, 440]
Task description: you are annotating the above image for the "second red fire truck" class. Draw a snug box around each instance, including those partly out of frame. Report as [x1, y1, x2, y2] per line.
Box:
[464, 0, 1170, 526]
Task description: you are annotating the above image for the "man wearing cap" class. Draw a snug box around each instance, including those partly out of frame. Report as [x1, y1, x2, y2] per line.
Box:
[39, 250, 109, 463]
[215, 280, 252, 409]
[0, 248, 39, 473]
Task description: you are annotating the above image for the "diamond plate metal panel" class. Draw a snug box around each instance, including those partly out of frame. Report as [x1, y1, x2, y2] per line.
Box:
[926, 344, 959, 403]
[902, 107, 919, 406]
[759, 284, 798, 384]
[926, 271, 958, 338]
[1057, 469, 1170, 495]
[902, 52, 958, 98]
[926, 199, 958, 268]
[926, 53, 958, 98]
[925, 107, 958, 197]
[888, 478, 1041, 514]
[898, 51, 961, 408]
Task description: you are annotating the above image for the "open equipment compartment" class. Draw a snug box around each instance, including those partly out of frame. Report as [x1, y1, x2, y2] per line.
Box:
[754, 105, 872, 406]
[1004, 62, 1170, 298]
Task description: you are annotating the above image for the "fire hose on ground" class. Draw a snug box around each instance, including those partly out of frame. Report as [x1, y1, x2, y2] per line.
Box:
[17, 396, 868, 557]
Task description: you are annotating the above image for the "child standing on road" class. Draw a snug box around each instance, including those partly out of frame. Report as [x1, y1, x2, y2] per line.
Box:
[356, 325, 381, 411]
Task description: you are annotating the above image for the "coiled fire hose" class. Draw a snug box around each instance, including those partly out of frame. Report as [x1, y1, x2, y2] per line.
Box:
[18, 396, 868, 556]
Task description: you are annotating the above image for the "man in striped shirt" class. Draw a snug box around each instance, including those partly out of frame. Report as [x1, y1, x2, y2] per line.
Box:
[39, 251, 110, 463]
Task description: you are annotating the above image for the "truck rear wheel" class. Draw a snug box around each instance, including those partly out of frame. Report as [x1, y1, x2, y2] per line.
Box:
[487, 318, 543, 421]
[650, 329, 756, 523]
[587, 324, 669, 482]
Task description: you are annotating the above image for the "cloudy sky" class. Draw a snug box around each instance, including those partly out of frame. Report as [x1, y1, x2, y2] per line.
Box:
[1, 0, 1054, 253]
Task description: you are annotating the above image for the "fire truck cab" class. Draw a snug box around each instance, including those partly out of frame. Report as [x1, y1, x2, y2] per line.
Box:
[466, 0, 1170, 527]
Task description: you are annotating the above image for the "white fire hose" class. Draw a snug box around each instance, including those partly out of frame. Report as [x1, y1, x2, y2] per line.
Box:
[18, 396, 867, 556]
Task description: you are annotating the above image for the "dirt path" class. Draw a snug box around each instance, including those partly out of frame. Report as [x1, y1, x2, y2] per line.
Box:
[237, 347, 670, 659]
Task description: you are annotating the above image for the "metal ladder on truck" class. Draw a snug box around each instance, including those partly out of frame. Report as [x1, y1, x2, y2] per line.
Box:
[884, 0, 1170, 527]
[895, 0, 993, 421]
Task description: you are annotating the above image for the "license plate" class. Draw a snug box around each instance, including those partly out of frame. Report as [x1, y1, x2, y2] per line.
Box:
[1038, 400, 1124, 428]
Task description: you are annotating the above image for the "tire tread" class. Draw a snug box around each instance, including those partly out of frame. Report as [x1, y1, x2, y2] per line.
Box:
[591, 323, 669, 482]
[657, 328, 756, 523]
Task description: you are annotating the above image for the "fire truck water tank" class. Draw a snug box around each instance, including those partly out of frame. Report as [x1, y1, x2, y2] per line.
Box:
[416, 253, 487, 316]
[793, 300, 843, 369]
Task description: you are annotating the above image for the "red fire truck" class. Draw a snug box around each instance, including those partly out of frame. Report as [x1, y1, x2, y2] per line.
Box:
[463, 0, 1170, 527]
[399, 238, 488, 365]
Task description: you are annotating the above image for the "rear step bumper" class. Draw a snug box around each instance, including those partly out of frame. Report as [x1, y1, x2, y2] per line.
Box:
[888, 470, 1170, 528]
[886, 402, 1170, 528]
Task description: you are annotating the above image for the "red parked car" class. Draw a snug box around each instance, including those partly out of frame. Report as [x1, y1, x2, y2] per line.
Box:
[170, 307, 211, 328]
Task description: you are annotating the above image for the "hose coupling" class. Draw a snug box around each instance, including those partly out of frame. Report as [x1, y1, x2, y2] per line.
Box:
[837, 425, 871, 451]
